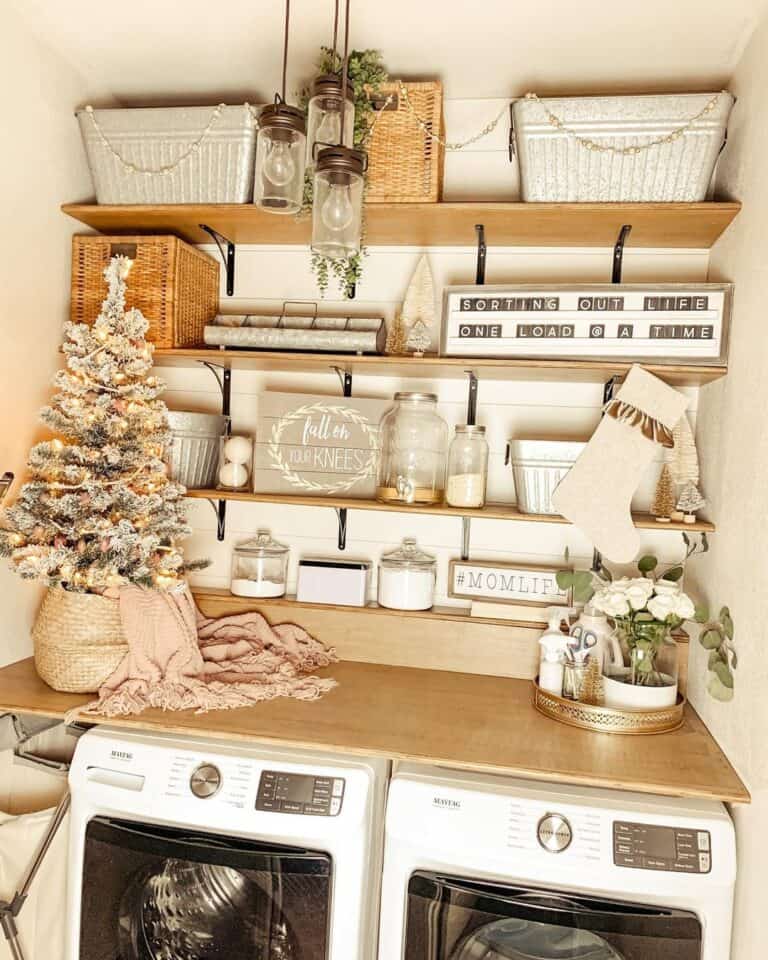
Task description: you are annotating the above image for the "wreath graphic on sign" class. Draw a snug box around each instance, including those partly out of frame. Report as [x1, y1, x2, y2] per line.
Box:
[268, 401, 379, 494]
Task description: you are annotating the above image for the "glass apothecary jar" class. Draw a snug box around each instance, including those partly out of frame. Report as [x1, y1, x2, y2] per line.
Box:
[378, 538, 437, 611]
[306, 75, 355, 169]
[254, 103, 307, 215]
[230, 530, 289, 599]
[446, 425, 489, 508]
[376, 393, 448, 505]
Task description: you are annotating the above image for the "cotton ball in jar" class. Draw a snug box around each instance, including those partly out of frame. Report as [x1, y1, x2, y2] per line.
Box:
[223, 435, 253, 465]
[219, 461, 249, 489]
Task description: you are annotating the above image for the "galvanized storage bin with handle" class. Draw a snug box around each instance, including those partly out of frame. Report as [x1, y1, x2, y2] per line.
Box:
[512, 91, 734, 202]
[77, 103, 259, 203]
[508, 439, 586, 515]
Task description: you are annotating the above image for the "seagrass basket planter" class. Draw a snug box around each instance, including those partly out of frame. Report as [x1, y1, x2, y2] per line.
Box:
[33, 587, 128, 693]
[71, 234, 219, 348]
[366, 81, 444, 203]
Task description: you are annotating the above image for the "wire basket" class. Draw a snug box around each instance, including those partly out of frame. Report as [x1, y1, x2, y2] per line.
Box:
[71, 235, 219, 348]
[366, 82, 444, 203]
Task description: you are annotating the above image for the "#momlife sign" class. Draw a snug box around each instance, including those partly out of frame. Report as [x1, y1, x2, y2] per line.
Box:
[448, 560, 570, 607]
[441, 283, 732, 365]
[254, 392, 389, 497]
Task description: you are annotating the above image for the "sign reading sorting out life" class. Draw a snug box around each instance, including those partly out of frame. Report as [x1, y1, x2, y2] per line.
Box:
[441, 284, 732, 364]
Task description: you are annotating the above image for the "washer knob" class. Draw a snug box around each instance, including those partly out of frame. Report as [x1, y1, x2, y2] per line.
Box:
[537, 813, 573, 853]
[190, 763, 222, 799]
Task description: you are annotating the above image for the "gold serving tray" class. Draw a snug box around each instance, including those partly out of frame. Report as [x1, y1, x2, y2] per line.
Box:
[532, 680, 686, 736]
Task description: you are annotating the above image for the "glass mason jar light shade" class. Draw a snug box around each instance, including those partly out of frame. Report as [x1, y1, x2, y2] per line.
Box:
[254, 104, 307, 215]
[311, 146, 365, 259]
[306, 75, 355, 169]
[376, 393, 448, 505]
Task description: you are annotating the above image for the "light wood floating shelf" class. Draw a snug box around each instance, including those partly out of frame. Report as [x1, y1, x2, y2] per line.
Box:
[62, 201, 741, 249]
[153, 348, 727, 387]
[186, 489, 716, 532]
[0, 657, 748, 803]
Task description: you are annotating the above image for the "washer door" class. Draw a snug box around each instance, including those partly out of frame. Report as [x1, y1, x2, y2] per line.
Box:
[404, 873, 702, 960]
[78, 817, 331, 960]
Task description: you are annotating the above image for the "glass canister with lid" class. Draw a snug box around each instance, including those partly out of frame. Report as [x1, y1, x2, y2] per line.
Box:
[377, 538, 437, 611]
[446, 424, 489, 508]
[230, 530, 289, 599]
[376, 392, 448, 505]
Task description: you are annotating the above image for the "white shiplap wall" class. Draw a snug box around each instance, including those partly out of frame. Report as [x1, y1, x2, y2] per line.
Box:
[170, 241, 707, 606]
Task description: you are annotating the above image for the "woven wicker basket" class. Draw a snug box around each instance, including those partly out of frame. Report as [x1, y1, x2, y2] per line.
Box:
[366, 81, 444, 203]
[33, 588, 128, 693]
[71, 235, 219, 348]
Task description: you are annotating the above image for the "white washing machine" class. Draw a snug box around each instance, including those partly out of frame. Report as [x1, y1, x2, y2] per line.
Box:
[66, 727, 389, 960]
[379, 763, 736, 960]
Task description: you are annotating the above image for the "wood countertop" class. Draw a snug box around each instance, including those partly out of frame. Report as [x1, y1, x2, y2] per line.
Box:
[0, 657, 749, 804]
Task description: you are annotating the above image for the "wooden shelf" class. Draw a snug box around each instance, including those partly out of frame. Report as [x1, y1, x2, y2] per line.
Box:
[62, 201, 741, 249]
[0, 656, 748, 803]
[187, 489, 716, 532]
[153, 348, 727, 387]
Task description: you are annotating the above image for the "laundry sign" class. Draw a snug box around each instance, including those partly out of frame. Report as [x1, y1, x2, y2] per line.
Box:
[441, 283, 733, 365]
[254, 392, 389, 497]
[448, 560, 570, 607]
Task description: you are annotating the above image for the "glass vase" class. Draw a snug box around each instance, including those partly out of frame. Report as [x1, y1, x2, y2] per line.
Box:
[626, 620, 678, 688]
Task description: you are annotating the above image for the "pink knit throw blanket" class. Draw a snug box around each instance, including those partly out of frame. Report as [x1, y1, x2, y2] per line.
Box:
[78, 585, 338, 718]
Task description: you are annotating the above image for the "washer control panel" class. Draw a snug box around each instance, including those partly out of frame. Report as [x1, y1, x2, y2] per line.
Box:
[614, 821, 712, 873]
[256, 771, 345, 816]
[537, 813, 573, 853]
[190, 763, 222, 799]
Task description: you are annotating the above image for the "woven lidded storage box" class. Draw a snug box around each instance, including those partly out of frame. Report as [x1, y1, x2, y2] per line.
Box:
[366, 81, 444, 203]
[71, 235, 219, 348]
[512, 92, 734, 202]
[33, 588, 128, 693]
[77, 104, 258, 204]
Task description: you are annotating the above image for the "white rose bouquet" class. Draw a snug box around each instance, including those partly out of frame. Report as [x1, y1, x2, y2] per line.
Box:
[558, 554, 696, 688]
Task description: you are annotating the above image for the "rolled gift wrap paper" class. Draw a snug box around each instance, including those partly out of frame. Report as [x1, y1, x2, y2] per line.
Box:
[223, 435, 253, 465]
[219, 461, 249, 488]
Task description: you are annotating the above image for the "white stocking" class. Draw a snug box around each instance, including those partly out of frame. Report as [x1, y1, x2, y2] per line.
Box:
[551, 365, 689, 563]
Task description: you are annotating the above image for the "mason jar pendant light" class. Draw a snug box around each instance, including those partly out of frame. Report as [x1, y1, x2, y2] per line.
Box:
[311, 0, 367, 259]
[254, 0, 306, 215]
[306, 1, 355, 170]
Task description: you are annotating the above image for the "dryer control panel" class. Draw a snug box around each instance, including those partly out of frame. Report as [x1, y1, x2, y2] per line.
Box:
[256, 770, 345, 816]
[613, 821, 712, 873]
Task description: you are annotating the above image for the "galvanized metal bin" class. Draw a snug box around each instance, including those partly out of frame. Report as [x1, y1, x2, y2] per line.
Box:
[512, 92, 734, 202]
[508, 439, 586, 515]
[78, 104, 258, 203]
[166, 412, 229, 489]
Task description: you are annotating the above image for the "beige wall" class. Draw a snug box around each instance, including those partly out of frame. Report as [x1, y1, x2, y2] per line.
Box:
[687, 10, 768, 959]
[0, 6, 96, 667]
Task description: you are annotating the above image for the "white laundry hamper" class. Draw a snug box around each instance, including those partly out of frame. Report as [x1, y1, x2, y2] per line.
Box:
[0, 786, 68, 960]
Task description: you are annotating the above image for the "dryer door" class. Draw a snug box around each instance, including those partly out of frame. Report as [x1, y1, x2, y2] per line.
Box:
[78, 816, 331, 960]
[405, 872, 702, 960]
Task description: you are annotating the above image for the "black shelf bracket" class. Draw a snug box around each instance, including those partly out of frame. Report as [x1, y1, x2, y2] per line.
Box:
[198, 361, 232, 540]
[466, 370, 479, 425]
[475, 224, 487, 285]
[612, 224, 632, 284]
[591, 374, 621, 570]
[200, 224, 236, 297]
[333, 367, 353, 550]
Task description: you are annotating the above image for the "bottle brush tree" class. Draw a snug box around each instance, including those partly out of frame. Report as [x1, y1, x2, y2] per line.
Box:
[0, 256, 202, 592]
[651, 464, 676, 522]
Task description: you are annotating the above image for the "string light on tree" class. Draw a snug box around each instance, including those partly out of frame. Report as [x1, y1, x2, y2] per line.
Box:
[0, 256, 206, 591]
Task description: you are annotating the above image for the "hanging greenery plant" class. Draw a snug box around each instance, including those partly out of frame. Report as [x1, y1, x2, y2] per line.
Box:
[300, 47, 388, 299]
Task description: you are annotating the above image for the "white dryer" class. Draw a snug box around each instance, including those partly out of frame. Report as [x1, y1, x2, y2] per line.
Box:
[67, 727, 389, 960]
[379, 763, 735, 960]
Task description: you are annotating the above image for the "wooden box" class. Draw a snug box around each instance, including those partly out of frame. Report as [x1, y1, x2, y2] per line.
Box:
[71, 234, 219, 348]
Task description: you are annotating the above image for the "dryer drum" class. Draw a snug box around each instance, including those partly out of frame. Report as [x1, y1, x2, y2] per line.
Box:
[452, 914, 623, 960]
[118, 859, 299, 960]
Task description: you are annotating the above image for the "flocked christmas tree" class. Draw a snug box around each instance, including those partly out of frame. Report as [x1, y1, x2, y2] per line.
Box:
[0, 256, 199, 592]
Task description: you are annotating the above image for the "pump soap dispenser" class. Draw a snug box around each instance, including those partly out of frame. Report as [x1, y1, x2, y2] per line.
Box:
[538, 609, 571, 697]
